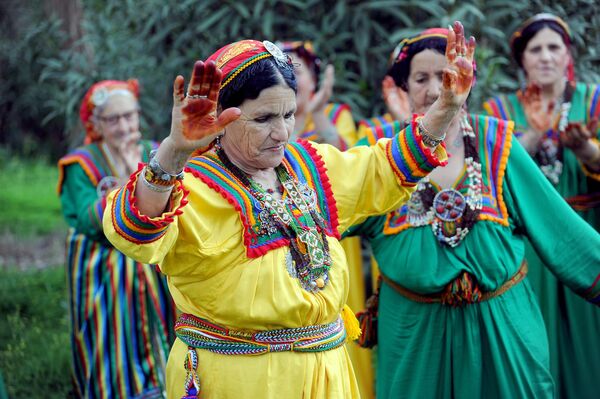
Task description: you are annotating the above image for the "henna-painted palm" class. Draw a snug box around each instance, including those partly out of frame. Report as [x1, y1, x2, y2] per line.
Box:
[382, 75, 410, 122]
[440, 21, 476, 108]
[170, 60, 241, 153]
[518, 83, 554, 133]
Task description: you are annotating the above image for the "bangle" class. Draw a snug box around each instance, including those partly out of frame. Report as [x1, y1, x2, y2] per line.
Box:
[417, 117, 446, 148]
[145, 150, 185, 187]
[141, 170, 175, 192]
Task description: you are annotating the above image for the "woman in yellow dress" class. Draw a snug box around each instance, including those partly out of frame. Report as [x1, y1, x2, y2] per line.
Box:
[102, 28, 475, 397]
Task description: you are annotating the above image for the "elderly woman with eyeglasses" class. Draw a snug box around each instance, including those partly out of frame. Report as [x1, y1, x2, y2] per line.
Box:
[57, 80, 176, 398]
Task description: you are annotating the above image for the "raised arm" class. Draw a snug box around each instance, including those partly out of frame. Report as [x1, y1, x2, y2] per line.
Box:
[136, 61, 241, 217]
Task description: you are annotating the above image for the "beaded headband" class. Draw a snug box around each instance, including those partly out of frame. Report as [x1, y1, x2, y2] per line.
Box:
[390, 28, 449, 66]
[510, 13, 571, 47]
[206, 40, 290, 90]
[79, 79, 139, 144]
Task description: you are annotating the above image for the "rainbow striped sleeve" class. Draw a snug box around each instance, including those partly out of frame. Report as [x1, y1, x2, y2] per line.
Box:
[109, 169, 188, 244]
[385, 119, 448, 186]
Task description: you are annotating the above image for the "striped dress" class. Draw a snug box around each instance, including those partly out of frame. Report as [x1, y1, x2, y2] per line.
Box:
[297, 103, 357, 149]
[58, 141, 176, 399]
[484, 83, 600, 398]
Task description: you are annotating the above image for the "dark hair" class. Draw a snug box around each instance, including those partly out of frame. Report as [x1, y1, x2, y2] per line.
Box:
[511, 21, 571, 68]
[284, 48, 321, 84]
[387, 37, 447, 91]
[218, 58, 297, 109]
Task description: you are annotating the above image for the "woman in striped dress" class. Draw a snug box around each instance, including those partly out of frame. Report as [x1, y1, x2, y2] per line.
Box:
[57, 79, 176, 398]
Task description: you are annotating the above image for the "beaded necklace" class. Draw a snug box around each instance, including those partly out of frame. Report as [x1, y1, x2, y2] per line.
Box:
[534, 82, 574, 185]
[216, 147, 332, 292]
[405, 112, 482, 247]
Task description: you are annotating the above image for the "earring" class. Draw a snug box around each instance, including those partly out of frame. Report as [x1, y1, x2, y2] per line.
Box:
[215, 134, 224, 148]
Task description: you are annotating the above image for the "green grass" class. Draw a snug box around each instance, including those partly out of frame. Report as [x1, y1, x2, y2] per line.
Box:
[0, 151, 66, 236]
[0, 266, 73, 398]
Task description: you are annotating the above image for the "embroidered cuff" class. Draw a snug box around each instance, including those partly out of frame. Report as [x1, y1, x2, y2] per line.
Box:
[110, 168, 188, 244]
[386, 120, 448, 186]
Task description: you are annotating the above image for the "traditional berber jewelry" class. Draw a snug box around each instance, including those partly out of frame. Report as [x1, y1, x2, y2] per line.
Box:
[416, 116, 446, 148]
[187, 94, 208, 100]
[143, 150, 184, 190]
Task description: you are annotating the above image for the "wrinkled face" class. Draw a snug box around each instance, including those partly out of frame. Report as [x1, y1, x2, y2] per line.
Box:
[290, 53, 316, 113]
[406, 49, 446, 114]
[94, 94, 139, 152]
[522, 27, 569, 86]
[221, 84, 296, 171]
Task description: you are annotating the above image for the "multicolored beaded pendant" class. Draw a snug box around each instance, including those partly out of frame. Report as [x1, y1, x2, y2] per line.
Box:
[406, 112, 482, 247]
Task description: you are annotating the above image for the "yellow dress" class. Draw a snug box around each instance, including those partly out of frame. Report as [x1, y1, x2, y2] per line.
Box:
[103, 130, 446, 398]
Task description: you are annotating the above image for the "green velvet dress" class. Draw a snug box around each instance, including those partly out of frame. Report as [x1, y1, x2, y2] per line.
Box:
[484, 83, 600, 398]
[347, 114, 600, 398]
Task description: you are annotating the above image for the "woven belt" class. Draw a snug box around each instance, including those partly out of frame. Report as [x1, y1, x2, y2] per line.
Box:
[175, 313, 347, 355]
[381, 260, 528, 307]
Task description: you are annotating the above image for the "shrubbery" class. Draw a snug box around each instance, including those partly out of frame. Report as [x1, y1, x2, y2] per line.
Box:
[2, 0, 599, 158]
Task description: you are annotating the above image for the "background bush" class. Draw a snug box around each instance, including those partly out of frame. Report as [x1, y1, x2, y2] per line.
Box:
[1, 0, 599, 159]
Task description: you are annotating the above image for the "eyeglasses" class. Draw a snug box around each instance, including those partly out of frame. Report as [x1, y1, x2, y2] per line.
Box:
[99, 110, 139, 126]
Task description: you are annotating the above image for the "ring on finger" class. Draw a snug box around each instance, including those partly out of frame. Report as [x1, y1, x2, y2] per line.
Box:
[188, 94, 208, 100]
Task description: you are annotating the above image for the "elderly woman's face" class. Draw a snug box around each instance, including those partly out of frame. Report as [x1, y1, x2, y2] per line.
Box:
[522, 27, 569, 87]
[406, 49, 446, 115]
[222, 84, 296, 171]
[94, 94, 139, 152]
[290, 53, 316, 113]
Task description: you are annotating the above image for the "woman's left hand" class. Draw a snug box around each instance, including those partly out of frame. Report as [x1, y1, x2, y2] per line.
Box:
[561, 119, 597, 150]
[438, 21, 476, 109]
[307, 64, 335, 114]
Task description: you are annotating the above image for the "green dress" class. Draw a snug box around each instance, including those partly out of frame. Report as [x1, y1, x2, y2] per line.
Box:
[484, 83, 600, 398]
[57, 140, 176, 398]
[347, 114, 600, 398]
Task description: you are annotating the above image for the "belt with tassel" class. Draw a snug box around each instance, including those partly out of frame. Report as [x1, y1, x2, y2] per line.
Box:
[381, 260, 528, 307]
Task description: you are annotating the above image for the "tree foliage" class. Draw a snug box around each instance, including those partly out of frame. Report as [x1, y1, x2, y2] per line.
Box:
[1, 0, 599, 158]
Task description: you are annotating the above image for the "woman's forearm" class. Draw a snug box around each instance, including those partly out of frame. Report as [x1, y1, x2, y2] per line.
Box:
[134, 138, 191, 217]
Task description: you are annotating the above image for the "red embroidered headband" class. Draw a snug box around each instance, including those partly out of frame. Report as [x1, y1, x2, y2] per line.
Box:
[79, 79, 139, 144]
[206, 40, 290, 89]
[390, 28, 449, 65]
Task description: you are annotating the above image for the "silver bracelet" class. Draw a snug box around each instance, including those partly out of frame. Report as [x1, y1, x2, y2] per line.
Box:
[417, 118, 446, 148]
[140, 169, 174, 193]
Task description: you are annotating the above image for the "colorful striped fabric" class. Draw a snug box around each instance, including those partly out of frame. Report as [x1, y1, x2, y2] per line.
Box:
[383, 114, 513, 234]
[65, 228, 176, 399]
[357, 114, 395, 145]
[385, 119, 447, 187]
[110, 168, 188, 244]
[185, 140, 339, 258]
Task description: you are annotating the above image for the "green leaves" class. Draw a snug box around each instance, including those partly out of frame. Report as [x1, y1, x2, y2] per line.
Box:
[2, 0, 599, 158]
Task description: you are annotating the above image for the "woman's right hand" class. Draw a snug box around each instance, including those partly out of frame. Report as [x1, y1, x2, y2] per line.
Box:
[518, 83, 554, 133]
[382, 75, 410, 122]
[169, 60, 241, 154]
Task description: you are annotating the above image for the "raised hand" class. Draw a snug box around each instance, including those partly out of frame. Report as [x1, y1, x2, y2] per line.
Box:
[307, 64, 335, 114]
[169, 60, 241, 153]
[518, 83, 554, 133]
[382, 75, 410, 122]
[439, 21, 476, 108]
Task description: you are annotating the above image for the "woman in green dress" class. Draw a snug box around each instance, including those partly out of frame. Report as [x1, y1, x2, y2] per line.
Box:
[57, 80, 176, 398]
[483, 14, 600, 398]
[349, 25, 600, 398]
